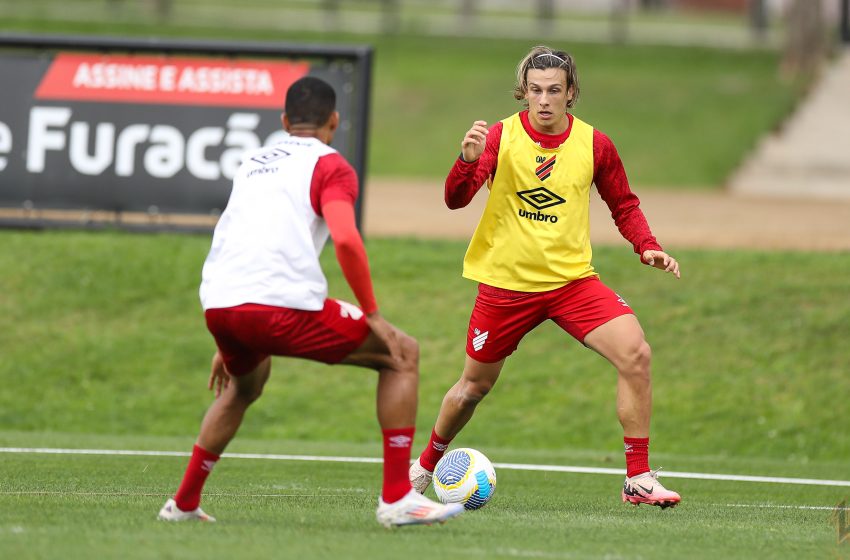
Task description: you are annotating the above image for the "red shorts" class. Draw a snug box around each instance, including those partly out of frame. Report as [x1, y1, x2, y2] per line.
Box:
[204, 299, 370, 376]
[466, 276, 634, 363]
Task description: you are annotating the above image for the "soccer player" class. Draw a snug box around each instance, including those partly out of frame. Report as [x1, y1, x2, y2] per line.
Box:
[409, 46, 682, 508]
[158, 77, 463, 527]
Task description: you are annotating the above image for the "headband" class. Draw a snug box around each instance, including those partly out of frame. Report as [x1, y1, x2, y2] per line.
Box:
[534, 53, 567, 65]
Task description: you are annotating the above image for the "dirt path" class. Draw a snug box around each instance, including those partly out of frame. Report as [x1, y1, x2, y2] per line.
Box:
[363, 178, 850, 251]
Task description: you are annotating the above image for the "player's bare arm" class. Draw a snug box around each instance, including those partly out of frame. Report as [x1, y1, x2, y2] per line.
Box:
[365, 312, 404, 364]
[642, 250, 681, 279]
[461, 120, 489, 163]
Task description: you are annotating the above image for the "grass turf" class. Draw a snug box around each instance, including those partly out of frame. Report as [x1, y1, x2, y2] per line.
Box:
[1, 231, 847, 558]
[0, 438, 847, 560]
[1, 231, 848, 467]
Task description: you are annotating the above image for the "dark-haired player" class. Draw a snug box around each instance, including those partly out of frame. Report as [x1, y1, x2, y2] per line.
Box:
[409, 46, 681, 508]
[158, 77, 463, 527]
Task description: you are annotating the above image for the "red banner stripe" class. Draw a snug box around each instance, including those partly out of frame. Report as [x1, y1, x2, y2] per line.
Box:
[34, 53, 310, 108]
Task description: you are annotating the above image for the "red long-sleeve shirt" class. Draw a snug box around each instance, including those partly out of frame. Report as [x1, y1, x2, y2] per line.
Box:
[310, 153, 378, 315]
[445, 111, 662, 256]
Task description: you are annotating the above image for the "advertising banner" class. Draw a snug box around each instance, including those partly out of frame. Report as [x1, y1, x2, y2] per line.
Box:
[0, 36, 370, 229]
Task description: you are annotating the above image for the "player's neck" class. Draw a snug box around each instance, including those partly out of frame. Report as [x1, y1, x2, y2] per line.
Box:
[289, 126, 329, 144]
[528, 114, 569, 136]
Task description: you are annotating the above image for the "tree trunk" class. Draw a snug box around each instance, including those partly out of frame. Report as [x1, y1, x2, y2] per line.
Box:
[749, 0, 768, 43]
[538, 0, 555, 35]
[460, 0, 477, 29]
[783, 0, 826, 78]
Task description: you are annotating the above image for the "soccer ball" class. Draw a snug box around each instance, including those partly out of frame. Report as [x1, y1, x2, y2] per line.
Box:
[433, 448, 496, 510]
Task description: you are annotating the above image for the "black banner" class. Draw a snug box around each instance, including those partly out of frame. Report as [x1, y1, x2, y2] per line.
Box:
[0, 35, 371, 228]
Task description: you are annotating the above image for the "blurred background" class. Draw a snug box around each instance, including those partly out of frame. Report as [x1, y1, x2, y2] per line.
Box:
[1, 0, 847, 191]
[2, 0, 846, 50]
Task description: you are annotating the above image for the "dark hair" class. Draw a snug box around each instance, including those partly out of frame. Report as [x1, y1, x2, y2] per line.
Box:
[514, 45, 580, 108]
[284, 77, 336, 126]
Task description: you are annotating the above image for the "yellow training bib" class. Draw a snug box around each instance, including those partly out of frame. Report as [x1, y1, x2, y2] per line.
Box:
[462, 113, 596, 291]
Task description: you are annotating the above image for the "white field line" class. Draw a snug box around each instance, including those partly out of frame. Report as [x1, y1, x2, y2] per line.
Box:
[2, 490, 848, 512]
[1, 447, 850, 488]
[720, 503, 850, 511]
[0, 491, 363, 497]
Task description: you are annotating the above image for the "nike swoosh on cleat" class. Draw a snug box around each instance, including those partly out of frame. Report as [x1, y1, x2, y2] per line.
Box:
[623, 485, 640, 497]
[636, 484, 654, 495]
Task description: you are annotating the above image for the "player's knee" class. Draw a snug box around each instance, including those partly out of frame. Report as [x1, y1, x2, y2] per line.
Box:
[621, 340, 651, 378]
[636, 341, 652, 368]
[397, 334, 420, 371]
[232, 371, 269, 405]
[234, 383, 264, 404]
[458, 379, 493, 406]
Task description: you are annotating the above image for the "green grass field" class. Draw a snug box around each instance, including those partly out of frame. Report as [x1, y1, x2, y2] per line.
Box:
[1, 435, 848, 560]
[1, 231, 849, 558]
[0, 16, 803, 187]
[2, 231, 849, 460]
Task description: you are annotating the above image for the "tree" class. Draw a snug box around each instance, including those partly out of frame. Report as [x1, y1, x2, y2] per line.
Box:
[538, 0, 555, 35]
[782, 0, 827, 78]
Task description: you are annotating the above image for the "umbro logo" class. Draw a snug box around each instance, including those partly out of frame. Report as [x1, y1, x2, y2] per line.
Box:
[388, 435, 412, 448]
[201, 460, 217, 473]
[516, 187, 565, 224]
[616, 294, 630, 308]
[516, 187, 565, 211]
[432, 442, 448, 452]
[472, 329, 489, 351]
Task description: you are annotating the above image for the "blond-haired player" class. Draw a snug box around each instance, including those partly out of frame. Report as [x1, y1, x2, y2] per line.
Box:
[410, 46, 681, 508]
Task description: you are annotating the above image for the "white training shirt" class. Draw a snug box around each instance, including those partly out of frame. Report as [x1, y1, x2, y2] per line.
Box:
[199, 136, 337, 311]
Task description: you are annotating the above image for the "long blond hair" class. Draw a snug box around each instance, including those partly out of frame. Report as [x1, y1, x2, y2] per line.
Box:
[514, 45, 580, 108]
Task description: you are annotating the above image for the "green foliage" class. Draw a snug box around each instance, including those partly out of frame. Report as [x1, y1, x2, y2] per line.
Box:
[0, 18, 801, 186]
[1, 232, 848, 466]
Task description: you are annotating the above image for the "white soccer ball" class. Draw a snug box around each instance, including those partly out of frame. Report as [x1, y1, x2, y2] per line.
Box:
[433, 448, 496, 510]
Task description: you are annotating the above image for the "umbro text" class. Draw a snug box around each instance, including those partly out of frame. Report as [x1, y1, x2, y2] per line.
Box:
[518, 208, 558, 223]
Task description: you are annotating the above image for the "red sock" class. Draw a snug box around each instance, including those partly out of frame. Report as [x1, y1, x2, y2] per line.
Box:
[419, 428, 452, 472]
[174, 444, 220, 511]
[624, 437, 650, 478]
[382, 427, 415, 503]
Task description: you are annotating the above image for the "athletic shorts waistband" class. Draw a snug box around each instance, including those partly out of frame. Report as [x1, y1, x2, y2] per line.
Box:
[477, 276, 597, 299]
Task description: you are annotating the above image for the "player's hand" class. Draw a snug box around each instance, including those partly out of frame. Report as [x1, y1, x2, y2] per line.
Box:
[366, 311, 403, 365]
[461, 120, 488, 163]
[208, 350, 231, 398]
[642, 250, 680, 279]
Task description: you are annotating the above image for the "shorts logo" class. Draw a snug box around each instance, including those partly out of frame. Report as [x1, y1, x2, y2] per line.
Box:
[336, 300, 364, 320]
[472, 328, 489, 351]
[388, 435, 412, 448]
